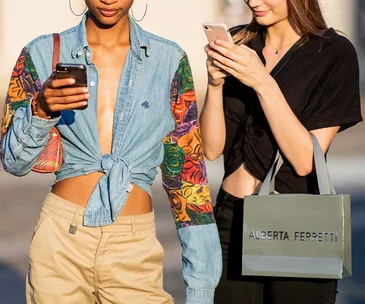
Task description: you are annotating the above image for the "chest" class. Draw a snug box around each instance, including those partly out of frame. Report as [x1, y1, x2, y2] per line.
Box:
[227, 51, 330, 128]
[263, 46, 286, 74]
[54, 45, 176, 155]
[90, 46, 129, 154]
[91, 46, 129, 113]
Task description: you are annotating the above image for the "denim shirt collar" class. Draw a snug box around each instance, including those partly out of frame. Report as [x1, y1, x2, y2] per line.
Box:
[71, 12, 150, 60]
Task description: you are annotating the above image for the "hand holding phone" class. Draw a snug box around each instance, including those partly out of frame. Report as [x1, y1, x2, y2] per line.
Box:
[55, 63, 88, 88]
[203, 22, 233, 43]
[203, 23, 232, 88]
[55, 63, 88, 110]
[36, 63, 90, 116]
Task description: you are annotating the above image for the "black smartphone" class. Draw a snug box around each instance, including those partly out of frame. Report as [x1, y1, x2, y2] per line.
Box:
[55, 63, 88, 109]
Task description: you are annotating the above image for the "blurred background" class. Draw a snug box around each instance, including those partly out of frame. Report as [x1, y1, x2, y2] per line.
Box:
[0, 0, 364, 303]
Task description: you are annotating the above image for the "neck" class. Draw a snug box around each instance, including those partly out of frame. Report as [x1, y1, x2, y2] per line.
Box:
[85, 13, 130, 47]
[266, 19, 301, 47]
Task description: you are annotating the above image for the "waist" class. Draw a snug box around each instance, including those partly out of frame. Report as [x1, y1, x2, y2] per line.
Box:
[217, 187, 243, 204]
[43, 192, 155, 230]
[222, 163, 261, 198]
[52, 173, 152, 216]
[52, 152, 158, 225]
[55, 155, 156, 196]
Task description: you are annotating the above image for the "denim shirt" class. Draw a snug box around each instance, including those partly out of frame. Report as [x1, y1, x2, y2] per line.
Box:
[1, 15, 222, 303]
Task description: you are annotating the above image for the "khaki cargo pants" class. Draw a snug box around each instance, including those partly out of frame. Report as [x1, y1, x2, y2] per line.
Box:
[26, 193, 174, 304]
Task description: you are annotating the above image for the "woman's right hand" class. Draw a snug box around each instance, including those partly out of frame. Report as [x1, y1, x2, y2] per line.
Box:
[36, 75, 90, 117]
[205, 43, 230, 88]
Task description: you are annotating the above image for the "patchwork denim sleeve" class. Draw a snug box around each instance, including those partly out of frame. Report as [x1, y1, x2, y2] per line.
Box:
[161, 53, 222, 304]
[0, 47, 60, 176]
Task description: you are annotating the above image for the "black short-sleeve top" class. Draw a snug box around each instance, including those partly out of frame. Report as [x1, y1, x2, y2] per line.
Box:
[223, 26, 363, 194]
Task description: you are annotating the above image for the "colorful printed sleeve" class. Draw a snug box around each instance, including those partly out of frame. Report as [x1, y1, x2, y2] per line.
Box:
[161, 53, 222, 304]
[1, 47, 59, 175]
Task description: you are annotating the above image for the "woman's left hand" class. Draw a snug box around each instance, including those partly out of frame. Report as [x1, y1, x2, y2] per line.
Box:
[207, 39, 272, 91]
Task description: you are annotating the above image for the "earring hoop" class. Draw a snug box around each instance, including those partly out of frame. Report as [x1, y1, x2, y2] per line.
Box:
[131, 0, 148, 22]
[69, 0, 87, 17]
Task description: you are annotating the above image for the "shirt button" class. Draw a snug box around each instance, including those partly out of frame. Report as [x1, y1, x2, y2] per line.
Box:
[90, 81, 96, 87]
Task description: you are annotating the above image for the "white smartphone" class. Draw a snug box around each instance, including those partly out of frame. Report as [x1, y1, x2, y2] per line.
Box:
[203, 22, 233, 43]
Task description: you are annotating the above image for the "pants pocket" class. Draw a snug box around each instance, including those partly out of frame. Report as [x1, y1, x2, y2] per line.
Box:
[150, 232, 165, 263]
[214, 200, 225, 219]
[28, 208, 50, 255]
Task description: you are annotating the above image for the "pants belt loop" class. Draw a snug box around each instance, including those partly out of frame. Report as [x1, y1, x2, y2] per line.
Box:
[69, 207, 80, 235]
[131, 217, 136, 236]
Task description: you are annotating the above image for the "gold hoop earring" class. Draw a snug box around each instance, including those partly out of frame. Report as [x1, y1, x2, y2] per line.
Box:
[69, 0, 87, 17]
[131, 0, 148, 22]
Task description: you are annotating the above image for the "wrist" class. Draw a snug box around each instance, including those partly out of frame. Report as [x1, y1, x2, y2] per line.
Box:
[207, 82, 224, 91]
[254, 75, 277, 98]
[186, 288, 215, 304]
[32, 93, 58, 119]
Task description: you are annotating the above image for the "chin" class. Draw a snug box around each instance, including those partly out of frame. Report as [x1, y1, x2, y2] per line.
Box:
[255, 17, 281, 27]
[90, 10, 128, 27]
[255, 14, 289, 27]
[98, 17, 121, 26]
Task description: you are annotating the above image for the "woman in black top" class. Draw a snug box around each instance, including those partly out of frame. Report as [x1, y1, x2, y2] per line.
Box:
[200, 0, 362, 303]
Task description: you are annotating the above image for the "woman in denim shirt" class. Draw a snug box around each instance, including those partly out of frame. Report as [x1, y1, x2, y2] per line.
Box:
[0, 0, 222, 303]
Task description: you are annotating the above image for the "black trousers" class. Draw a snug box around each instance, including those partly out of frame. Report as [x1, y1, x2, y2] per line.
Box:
[214, 188, 338, 304]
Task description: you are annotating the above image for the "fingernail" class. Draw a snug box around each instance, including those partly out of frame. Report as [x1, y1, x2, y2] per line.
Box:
[82, 88, 89, 93]
[216, 39, 222, 44]
[69, 79, 75, 84]
[210, 41, 215, 47]
[85, 94, 90, 98]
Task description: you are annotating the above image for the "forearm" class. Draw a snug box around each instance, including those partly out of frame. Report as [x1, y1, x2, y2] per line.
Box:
[199, 84, 226, 160]
[256, 78, 313, 175]
[1, 105, 59, 176]
[178, 225, 222, 304]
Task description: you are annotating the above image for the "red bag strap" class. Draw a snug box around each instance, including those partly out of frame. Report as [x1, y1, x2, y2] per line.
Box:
[52, 33, 60, 71]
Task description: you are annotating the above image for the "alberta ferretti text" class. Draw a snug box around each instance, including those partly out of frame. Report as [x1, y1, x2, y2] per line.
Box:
[249, 230, 338, 242]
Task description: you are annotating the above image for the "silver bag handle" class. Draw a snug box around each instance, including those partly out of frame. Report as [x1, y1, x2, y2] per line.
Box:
[259, 133, 336, 195]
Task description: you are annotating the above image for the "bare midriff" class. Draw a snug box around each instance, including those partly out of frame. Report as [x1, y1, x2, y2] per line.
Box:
[52, 174, 152, 215]
[222, 163, 262, 198]
[222, 163, 279, 198]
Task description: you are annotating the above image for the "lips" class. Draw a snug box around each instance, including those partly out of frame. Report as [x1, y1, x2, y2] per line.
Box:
[254, 10, 268, 17]
[98, 8, 119, 17]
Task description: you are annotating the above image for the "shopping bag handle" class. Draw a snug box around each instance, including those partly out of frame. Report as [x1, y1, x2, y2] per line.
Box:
[259, 133, 336, 195]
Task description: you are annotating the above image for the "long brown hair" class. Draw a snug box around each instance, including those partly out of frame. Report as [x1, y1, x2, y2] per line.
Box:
[234, 0, 328, 45]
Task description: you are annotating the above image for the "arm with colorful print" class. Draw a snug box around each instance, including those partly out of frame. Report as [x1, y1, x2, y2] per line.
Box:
[0, 47, 59, 176]
[161, 53, 222, 304]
